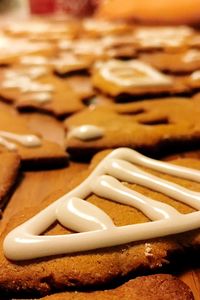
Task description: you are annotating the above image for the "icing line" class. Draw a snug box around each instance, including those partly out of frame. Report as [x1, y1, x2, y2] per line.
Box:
[3, 148, 200, 260]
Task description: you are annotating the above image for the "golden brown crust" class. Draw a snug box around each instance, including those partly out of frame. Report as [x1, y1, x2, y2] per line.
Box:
[139, 50, 200, 74]
[0, 103, 68, 168]
[0, 156, 200, 295]
[41, 274, 194, 300]
[0, 152, 20, 210]
[65, 98, 200, 159]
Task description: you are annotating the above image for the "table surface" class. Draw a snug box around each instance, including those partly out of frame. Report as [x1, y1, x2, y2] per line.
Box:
[0, 106, 200, 299]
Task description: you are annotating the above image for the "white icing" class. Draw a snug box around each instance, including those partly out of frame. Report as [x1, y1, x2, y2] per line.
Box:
[74, 40, 104, 56]
[4, 148, 200, 261]
[182, 49, 200, 63]
[20, 55, 48, 65]
[0, 131, 41, 148]
[83, 19, 123, 33]
[2, 69, 54, 94]
[134, 26, 193, 48]
[26, 92, 52, 103]
[68, 125, 104, 141]
[0, 136, 16, 151]
[97, 59, 172, 88]
[190, 70, 200, 81]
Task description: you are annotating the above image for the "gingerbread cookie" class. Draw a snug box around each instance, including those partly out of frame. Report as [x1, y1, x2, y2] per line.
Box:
[4, 19, 79, 41]
[0, 152, 20, 213]
[1, 149, 200, 296]
[92, 59, 191, 98]
[0, 67, 87, 118]
[133, 26, 195, 51]
[40, 274, 194, 300]
[17, 52, 92, 77]
[63, 76, 95, 101]
[0, 103, 67, 168]
[139, 49, 200, 74]
[82, 19, 132, 37]
[0, 34, 54, 66]
[65, 98, 200, 159]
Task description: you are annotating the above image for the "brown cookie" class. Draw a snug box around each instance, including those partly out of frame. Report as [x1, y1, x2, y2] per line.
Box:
[16, 52, 93, 77]
[63, 76, 95, 100]
[0, 34, 54, 66]
[82, 19, 132, 37]
[92, 59, 191, 98]
[139, 49, 200, 74]
[0, 67, 87, 118]
[4, 19, 79, 41]
[0, 152, 200, 296]
[40, 274, 194, 300]
[132, 26, 196, 51]
[64, 97, 200, 159]
[0, 152, 20, 212]
[0, 103, 68, 168]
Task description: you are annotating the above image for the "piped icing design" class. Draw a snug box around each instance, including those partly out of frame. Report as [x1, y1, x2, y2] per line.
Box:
[0, 131, 41, 150]
[134, 26, 193, 48]
[3, 148, 200, 261]
[0, 136, 16, 151]
[95, 59, 172, 88]
[1, 68, 54, 103]
[67, 125, 104, 141]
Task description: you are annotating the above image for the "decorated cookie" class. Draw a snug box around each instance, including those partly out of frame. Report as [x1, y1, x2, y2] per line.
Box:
[0, 34, 54, 65]
[133, 26, 195, 51]
[0, 67, 87, 118]
[40, 274, 194, 300]
[139, 49, 200, 74]
[1, 148, 200, 295]
[65, 98, 200, 158]
[92, 59, 191, 98]
[0, 152, 20, 212]
[82, 18, 132, 37]
[0, 103, 67, 168]
[4, 19, 79, 41]
[17, 52, 92, 77]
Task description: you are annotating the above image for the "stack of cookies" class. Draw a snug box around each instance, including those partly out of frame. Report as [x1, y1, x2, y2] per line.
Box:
[0, 17, 200, 299]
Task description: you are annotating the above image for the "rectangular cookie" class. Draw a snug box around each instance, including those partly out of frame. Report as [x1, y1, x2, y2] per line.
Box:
[1, 148, 200, 297]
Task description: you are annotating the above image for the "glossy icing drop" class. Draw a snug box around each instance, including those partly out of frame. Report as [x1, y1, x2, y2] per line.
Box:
[97, 59, 172, 88]
[68, 125, 104, 141]
[3, 148, 200, 260]
[0, 131, 41, 149]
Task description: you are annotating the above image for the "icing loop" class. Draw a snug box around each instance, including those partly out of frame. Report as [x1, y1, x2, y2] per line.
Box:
[3, 148, 200, 261]
[97, 59, 172, 88]
[56, 197, 114, 232]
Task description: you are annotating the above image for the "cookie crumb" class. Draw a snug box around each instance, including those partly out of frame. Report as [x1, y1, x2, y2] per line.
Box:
[145, 243, 153, 257]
